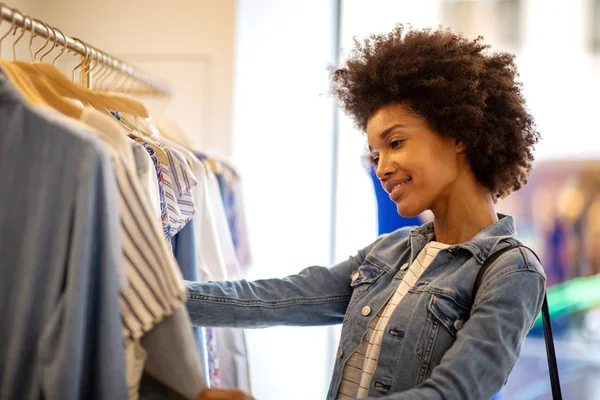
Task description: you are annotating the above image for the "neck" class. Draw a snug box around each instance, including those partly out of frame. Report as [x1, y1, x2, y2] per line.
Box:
[430, 177, 498, 245]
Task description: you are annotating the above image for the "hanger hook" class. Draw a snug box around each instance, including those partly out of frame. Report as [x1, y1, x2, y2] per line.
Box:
[87, 47, 104, 87]
[0, 6, 18, 57]
[40, 24, 57, 62]
[90, 53, 105, 90]
[92, 53, 107, 90]
[106, 64, 125, 92]
[90, 46, 102, 74]
[81, 42, 95, 85]
[71, 37, 89, 82]
[12, 11, 29, 60]
[88, 47, 103, 87]
[90, 47, 103, 76]
[97, 53, 112, 90]
[33, 20, 51, 61]
[52, 27, 66, 65]
[27, 16, 38, 61]
[83, 46, 95, 75]
[98, 58, 115, 91]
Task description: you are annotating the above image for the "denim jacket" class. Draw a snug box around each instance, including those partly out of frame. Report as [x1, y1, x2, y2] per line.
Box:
[185, 215, 546, 399]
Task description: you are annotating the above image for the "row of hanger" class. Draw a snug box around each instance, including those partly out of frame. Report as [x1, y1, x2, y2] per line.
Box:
[0, 3, 240, 177]
[0, 3, 165, 120]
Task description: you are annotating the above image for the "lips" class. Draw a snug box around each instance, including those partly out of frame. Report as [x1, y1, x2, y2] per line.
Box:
[384, 178, 412, 194]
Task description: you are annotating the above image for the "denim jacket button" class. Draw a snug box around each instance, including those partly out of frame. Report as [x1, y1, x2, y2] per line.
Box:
[362, 306, 372, 316]
[454, 319, 464, 330]
[337, 349, 344, 359]
[400, 263, 409, 271]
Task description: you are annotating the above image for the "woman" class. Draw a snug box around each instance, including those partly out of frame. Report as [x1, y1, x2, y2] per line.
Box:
[189, 25, 546, 400]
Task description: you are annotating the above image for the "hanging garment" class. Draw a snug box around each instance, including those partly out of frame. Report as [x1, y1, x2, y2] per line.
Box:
[131, 141, 162, 222]
[79, 108, 188, 336]
[0, 70, 127, 400]
[80, 108, 209, 399]
[140, 306, 207, 400]
[172, 218, 210, 385]
[142, 136, 222, 390]
[129, 135, 171, 242]
[152, 142, 198, 238]
[204, 162, 242, 280]
[194, 160, 250, 391]
[230, 178, 252, 271]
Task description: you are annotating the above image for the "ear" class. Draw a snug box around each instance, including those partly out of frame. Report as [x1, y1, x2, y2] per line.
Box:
[454, 138, 466, 153]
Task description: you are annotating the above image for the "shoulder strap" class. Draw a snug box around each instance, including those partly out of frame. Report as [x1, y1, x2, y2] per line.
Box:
[473, 243, 563, 399]
[473, 243, 521, 295]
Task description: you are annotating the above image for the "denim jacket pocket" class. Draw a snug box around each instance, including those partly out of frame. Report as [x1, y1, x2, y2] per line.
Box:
[348, 262, 385, 309]
[415, 291, 471, 383]
[428, 293, 471, 338]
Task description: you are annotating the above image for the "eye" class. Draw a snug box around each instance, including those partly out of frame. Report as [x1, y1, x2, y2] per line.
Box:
[390, 139, 405, 149]
[369, 154, 379, 166]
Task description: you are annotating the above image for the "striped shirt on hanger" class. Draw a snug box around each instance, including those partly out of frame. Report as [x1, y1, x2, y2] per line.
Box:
[129, 136, 171, 242]
[77, 112, 188, 341]
[161, 145, 198, 237]
[111, 151, 188, 340]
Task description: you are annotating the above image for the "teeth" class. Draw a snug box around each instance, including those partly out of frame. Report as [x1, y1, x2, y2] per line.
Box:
[389, 178, 411, 193]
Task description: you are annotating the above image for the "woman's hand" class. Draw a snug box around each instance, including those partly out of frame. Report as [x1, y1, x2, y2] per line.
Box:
[196, 388, 253, 400]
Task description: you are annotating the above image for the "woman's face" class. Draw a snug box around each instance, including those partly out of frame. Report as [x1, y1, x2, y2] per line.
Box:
[366, 104, 464, 218]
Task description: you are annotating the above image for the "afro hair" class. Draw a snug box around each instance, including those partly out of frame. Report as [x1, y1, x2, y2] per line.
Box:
[331, 25, 540, 199]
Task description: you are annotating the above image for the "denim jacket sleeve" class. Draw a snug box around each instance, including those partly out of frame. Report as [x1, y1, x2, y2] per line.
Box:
[365, 248, 546, 400]
[185, 239, 382, 328]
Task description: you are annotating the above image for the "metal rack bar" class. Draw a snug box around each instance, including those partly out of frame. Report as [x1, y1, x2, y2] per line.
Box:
[0, 4, 171, 96]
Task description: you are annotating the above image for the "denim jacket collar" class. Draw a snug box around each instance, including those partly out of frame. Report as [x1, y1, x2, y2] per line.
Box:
[408, 214, 517, 264]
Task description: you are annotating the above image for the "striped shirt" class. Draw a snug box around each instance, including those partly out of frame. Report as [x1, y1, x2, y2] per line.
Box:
[337, 241, 449, 399]
[160, 145, 198, 237]
[134, 135, 198, 238]
[129, 136, 171, 242]
[111, 151, 188, 340]
[79, 112, 188, 340]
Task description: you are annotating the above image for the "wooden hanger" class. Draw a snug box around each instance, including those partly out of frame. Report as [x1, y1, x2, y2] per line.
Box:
[6, 15, 150, 118]
[0, 10, 45, 104]
[5, 14, 81, 117]
[0, 59, 42, 104]
[114, 114, 170, 166]
[13, 61, 82, 118]
[31, 30, 150, 117]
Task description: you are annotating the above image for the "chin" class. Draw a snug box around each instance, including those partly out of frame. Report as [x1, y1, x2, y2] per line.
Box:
[395, 202, 425, 219]
[396, 197, 427, 218]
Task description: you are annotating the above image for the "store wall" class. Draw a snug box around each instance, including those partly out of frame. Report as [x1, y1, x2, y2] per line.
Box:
[5, 0, 236, 154]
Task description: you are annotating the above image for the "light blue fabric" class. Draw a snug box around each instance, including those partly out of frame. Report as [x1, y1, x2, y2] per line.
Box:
[171, 219, 209, 384]
[185, 215, 546, 400]
[0, 69, 127, 399]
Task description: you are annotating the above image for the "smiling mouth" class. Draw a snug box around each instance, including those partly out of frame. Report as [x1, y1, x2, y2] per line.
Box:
[387, 178, 412, 194]
[387, 178, 412, 200]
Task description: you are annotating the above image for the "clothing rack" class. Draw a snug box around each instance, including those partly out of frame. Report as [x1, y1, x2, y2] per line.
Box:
[0, 3, 171, 96]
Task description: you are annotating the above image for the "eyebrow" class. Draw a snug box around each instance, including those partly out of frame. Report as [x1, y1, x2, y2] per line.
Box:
[368, 124, 407, 152]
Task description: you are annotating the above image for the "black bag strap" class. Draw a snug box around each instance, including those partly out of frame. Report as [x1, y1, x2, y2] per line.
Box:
[473, 243, 563, 400]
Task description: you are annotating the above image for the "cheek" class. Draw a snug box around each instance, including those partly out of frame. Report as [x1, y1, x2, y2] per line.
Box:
[418, 154, 460, 187]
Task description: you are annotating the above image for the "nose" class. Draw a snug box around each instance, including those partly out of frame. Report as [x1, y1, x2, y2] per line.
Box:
[375, 154, 396, 180]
